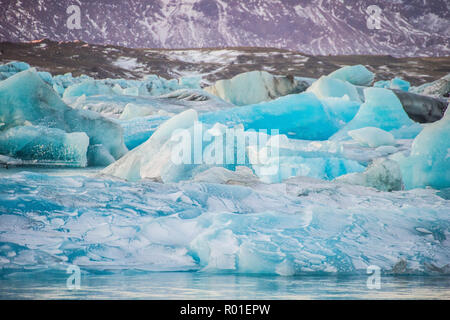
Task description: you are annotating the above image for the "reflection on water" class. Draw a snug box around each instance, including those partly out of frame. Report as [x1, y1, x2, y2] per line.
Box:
[1, 271, 449, 299]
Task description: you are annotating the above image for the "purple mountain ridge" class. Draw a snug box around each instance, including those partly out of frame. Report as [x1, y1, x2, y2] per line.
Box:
[0, 0, 449, 57]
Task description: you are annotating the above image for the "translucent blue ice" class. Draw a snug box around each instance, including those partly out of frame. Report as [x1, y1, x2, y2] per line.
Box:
[0, 172, 448, 275]
[205, 70, 307, 106]
[0, 61, 31, 80]
[327, 64, 375, 86]
[396, 108, 450, 189]
[348, 127, 396, 148]
[62, 80, 116, 98]
[0, 125, 89, 166]
[374, 77, 410, 92]
[306, 76, 362, 102]
[332, 87, 422, 140]
[200, 93, 342, 140]
[0, 69, 127, 164]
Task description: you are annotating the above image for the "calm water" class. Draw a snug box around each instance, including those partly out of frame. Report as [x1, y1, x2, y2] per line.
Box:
[1, 271, 449, 300]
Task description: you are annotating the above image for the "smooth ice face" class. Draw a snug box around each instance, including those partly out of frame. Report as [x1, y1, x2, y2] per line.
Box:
[205, 71, 307, 106]
[120, 115, 169, 150]
[320, 97, 361, 124]
[0, 172, 448, 275]
[332, 87, 422, 140]
[348, 127, 396, 148]
[327, 64, 375, 86]
[0, 69, 127, 163]
[87, 144, 116, 166]
[336, 159, 403, 191]
[397, 109, 450, 190]
[374, 78, 410, 92]
[200, 92, 341, 140]
[0, 126, 89, 167]
[102, 109, 198, 181]
[306, 76, 362, 102]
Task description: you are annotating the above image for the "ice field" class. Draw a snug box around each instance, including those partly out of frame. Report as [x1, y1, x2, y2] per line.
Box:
[0, 61, 449, 284]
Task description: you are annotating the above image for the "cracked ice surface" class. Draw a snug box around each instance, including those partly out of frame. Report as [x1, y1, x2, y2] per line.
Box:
[0, 172, 448, 275]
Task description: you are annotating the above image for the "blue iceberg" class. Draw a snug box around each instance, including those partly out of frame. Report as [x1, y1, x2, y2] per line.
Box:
[0, 172, 448, 275]
[306, 76, 362, 102]
[204, 70, 308, 106]
[396, 108, 450, 190]
[332, 87, 422, 140]
[200, 93, 342, 141]
[0, 69, 127, 165]
[328, 64, 375, 86]
[0, 125, 89, 166]
[374, 77, 410, 92]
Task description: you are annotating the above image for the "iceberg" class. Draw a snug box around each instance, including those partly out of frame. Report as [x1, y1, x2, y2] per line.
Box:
[65, 88, 232, 120]
[200, 92, 341, 141]
[410, 73, 450, 98]
[0, 61, 31, 80]
[374, 77, 410, 92]
[348, 127, 396, 148]
[328, 64, 375, 86]
[396, 108, 450, 190]
[336, 159, 403, 191]
[320, 97, 361, 124]
[119, 103, 160, 120]
[0, 172, 448, 274]
[87, 144, 116, 166]
[306, 76, 362, 102]
[205, 71, 308, 106]
[0, 125, 89, 166]
[63, 80, 116, 98]
[102, 109, 198, 181]
[332, 87, 422, 140]
[0, 69, 127, 164]
[251, 154, 366, 184]
[120, 115, 169, 150]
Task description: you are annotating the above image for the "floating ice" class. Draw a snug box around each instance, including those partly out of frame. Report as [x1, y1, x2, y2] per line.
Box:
[332, 87, 422, 140]
[0, 69, 127, 164]
[0, 125, 89, 167]
[306, 76, 362, 102]
[102, 109, 198, 181]
[374, 77, 410, 92]
[87, 144, 116, 166]
[205, 71, 308, 106]
[320, 97, 361, 124]
[0, 61, 30, 80]
[336, 159, 403, 191]
[63, 80, 116, 98]
[328, 64, 374, 86]
[410, 74, 450, 98]
[396, 108, 450, 189]
[348, 127, 396, 148]
[0, 172, 448, 275]
[200, 92, 341, 140]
